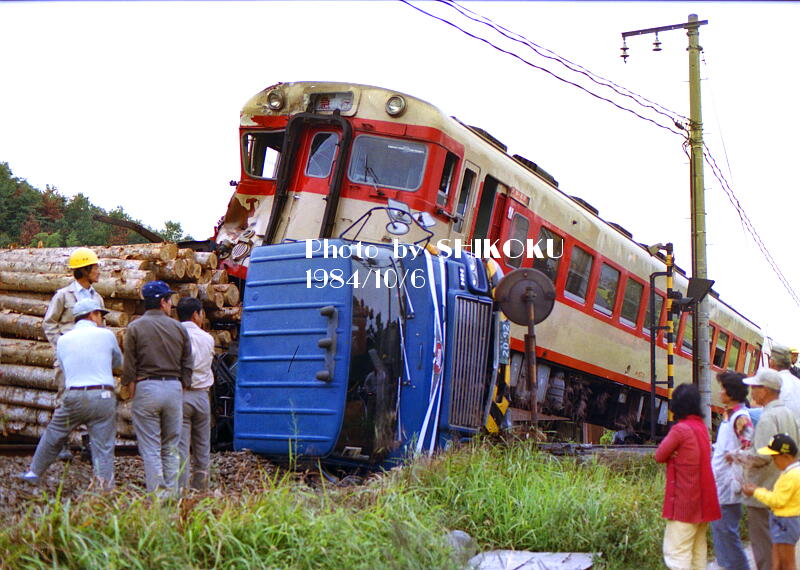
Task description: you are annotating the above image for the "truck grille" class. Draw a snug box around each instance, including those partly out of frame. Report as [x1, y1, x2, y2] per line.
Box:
[449, 296, 493, 429]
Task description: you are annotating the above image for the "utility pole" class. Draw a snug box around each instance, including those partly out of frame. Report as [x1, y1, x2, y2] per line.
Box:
[621, 15, 712, 427]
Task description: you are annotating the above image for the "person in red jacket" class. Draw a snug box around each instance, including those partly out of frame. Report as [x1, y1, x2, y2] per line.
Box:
[655, 383, 722, 570]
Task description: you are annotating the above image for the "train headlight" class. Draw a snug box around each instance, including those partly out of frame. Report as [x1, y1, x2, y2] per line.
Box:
[267, 90, 285, 111]
[385, 95, 406, 117]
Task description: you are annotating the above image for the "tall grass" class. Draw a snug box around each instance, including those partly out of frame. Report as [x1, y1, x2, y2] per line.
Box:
[0, 440, 666, 569]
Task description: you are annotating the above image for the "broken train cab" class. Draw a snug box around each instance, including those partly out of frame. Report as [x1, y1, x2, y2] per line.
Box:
[233, 238, 509, 466]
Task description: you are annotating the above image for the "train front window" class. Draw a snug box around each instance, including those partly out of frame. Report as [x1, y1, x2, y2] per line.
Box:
[532, 226, 563, 283]
[305, 132, 340, 178]
[564, 246, 593, 303]
[243, 131, 284, 179]
[594, 263, 620, 316]
[335, 252, 403, 461]
[348, 135, 427, 191]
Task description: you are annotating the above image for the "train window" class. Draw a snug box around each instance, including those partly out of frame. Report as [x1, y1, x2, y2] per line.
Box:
[593, 263, 620, 316]
[681, 314, 694, 353]
[348, 135, 427, 191]
[643, 294, 664, 336]
[453, 169, 476, 233]
[305, 132, 340, 178]
[532, 226, 564, 283]
[744, 348, 754, 375]
[564, 246, 593, 303]
[243, 131, 284, 179]
[436, 152, 459, 207]
[506, 214, 529, 269]
[713, 331, 730, 368]
[620, 278, 644, 327]
[728, 338, 742, 370]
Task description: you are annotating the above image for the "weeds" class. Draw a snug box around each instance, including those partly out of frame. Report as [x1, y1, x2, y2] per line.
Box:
[0, 440, 665, 569]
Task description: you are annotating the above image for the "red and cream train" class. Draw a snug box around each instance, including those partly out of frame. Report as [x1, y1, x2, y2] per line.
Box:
[214, 81, 763, 437]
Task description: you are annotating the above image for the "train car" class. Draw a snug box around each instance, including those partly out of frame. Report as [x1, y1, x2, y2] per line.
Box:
[216, 81, 763, 441]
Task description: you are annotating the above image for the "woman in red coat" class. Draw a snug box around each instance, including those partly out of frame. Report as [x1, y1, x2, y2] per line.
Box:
[655, 383, 722, 569]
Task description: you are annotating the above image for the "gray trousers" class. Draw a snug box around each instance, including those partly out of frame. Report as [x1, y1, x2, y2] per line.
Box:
[748, 505, 772, 570]
[131, 380, 183, 493]
[30, 388, 116, 487]
[179, 389, 211, 491]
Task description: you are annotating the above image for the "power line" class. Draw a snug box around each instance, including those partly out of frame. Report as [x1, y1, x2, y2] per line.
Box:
[399, 0, 686, 137]
[437, 0, 689, 125]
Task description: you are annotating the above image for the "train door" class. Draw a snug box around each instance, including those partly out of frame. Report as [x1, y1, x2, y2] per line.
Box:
[500, 202, 534, 270]
[263, 114, 352, 244]
[472, 175, 508, 242]
[451, 162, 480, 236]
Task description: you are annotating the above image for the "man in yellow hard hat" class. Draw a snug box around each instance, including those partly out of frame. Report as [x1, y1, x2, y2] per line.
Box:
[42, 247, 106, 459]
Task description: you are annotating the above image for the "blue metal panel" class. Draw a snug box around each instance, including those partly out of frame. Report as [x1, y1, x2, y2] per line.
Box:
[234, 242, 352, 457]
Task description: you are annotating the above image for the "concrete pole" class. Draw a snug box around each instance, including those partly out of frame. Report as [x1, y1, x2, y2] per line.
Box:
[687, 14, 712, 427]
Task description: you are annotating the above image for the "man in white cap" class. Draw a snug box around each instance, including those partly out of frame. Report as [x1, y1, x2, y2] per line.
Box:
[731, 369, 800, 570]
[43, 247, 105, 460]
[18, 298, 121, 489]
[789, 348, 800, 380]
[769, 344, 800, 419]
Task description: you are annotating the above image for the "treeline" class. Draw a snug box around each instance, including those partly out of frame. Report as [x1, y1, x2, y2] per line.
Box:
[0, 162, 192, 248]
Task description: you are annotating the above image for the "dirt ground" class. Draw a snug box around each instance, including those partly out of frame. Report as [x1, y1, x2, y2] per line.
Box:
[0, 450, 285, 521]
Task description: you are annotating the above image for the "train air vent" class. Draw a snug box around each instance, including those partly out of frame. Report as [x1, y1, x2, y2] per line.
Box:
[512, 154, 559, 188]
[608, 222, 633, 239]
[466, 125, 508, 152]
[449, 296, 493, 430]
[569, 195, 600, 216]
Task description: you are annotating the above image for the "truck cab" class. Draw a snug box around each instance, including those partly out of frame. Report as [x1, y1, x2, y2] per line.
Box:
[233, 238, 505, 466]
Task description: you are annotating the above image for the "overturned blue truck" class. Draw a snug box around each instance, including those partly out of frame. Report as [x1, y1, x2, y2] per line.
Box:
[232, 238, 509, 467]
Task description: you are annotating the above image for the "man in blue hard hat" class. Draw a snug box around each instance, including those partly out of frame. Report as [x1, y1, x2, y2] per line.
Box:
[19, 297, 121, 489]
[123, 280, 192, 495]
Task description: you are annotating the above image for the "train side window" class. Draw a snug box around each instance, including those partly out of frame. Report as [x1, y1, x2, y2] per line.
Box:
[594, 263, 620, 316]
[506, 214, 529, 269]
[713, 331, 730, 368]
[620, 278, 644, 327]
[532, 226, 564, 283]
[436, 152, 459, 207]
[305, 132, 340, 178]
[564, 246, 593, 303]
[728, 338, 742, 370]
[744, 348, 754, 375]
[643, 293, 664, 336]
[453, 169, 476, 233]
[243, 131, 284, 179]
[681, 313, 694, 354]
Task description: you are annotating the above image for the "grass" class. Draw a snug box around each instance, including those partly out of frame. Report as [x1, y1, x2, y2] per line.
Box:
[0, 439, 666, 569]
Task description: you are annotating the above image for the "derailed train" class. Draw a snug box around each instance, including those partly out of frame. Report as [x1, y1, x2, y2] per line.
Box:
[209, 81, 763, 464]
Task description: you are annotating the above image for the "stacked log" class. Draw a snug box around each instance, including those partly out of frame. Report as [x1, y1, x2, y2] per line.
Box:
[0, 245, 240, 445]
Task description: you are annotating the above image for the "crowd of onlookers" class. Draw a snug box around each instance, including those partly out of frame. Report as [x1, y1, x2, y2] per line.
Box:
[656, 345, 800, 570]
[15, 248, 215, 497]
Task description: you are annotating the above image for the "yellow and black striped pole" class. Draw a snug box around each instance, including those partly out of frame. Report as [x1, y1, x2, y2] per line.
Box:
[485, 258, 510, 434]
[665, 244, 675, 423]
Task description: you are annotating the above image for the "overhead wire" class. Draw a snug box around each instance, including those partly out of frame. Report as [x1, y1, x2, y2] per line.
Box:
[401, 0, 799, 309]
[398, 0, 686, 138]
[436, 0, 689, 126]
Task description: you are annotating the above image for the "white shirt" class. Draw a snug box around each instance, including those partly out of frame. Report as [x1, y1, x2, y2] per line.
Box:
[181, 321, 215, 389]
[57, 320, 122, 388]
[779, 368, 800, 419]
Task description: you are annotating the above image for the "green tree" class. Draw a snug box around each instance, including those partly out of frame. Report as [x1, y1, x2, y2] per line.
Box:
[159, 220, 193, 242]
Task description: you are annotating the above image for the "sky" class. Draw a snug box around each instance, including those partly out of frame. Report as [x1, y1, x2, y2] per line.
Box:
[1, 0, 798, 345]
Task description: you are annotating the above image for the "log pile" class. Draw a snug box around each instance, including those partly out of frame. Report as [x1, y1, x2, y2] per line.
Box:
[0, 244, 239, 445]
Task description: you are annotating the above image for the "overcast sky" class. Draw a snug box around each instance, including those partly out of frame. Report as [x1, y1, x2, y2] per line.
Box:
[1, 1, 798, 345]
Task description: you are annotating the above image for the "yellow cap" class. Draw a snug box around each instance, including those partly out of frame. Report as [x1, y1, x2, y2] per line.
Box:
[68, 247, 99, 269]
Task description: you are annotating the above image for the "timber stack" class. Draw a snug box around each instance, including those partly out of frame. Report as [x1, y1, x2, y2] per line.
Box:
[0, 244, 241, 446]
